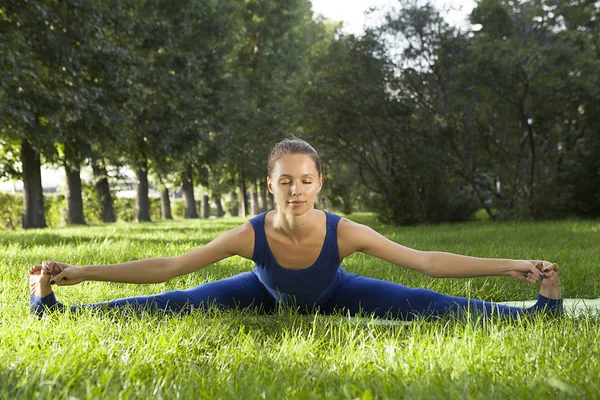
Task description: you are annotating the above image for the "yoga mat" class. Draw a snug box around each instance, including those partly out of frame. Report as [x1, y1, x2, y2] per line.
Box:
[501, 298, 600, 317]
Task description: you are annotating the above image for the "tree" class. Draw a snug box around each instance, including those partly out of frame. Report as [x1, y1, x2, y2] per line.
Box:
[216, 0, 317, 217]
[0, 1, 61, 228]
[468, 0, 600, 218]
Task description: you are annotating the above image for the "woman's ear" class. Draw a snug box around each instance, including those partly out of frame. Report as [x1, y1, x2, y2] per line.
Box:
[318, 176, 323, 192]
[267, 176, 274, 194]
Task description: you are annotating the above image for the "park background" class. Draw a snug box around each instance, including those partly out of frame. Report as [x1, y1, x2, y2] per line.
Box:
[1, 0, 598, 229]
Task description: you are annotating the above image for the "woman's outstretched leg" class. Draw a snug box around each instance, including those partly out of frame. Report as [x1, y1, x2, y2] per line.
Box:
[29, 264, 275, 316]
[322, 268, 562, 320]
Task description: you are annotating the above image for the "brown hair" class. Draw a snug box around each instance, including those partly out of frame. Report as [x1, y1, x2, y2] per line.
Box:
[267, 138, 323, 177]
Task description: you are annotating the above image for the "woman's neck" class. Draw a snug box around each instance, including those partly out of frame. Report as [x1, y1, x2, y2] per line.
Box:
[271, 208, 321, 241]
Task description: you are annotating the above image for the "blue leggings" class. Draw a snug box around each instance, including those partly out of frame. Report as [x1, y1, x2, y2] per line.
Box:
[31, 271, 562, 319]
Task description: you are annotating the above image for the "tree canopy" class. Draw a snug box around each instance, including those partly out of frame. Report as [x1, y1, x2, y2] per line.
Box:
[1, 0, 598, 228]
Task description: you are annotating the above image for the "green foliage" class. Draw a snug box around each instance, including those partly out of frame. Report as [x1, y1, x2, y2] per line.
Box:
[0, 193, 64, 229]
[303, 29, 479, 225]
[0, 139, 20, 180]
[171, 199, 186, 221]
[0, 192, 21, 230]
[224, 193, 240, 217]
[2, 0, 599, 227]
[0, 193, 178, 229]
[464, 0, 600, 219]
[470, 0, 513, 39]
[112, 198, 163, 223]
[82, 181, 103, 225]
[44, 195, 66, 227]
[171, 199, 209, 219]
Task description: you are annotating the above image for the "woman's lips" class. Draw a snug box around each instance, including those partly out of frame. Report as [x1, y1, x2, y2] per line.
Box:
[289, 201, 305, 207]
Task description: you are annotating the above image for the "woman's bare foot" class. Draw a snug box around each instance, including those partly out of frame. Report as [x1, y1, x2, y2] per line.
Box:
[539, 263, 561, 300]
[29, 262, 53, 298]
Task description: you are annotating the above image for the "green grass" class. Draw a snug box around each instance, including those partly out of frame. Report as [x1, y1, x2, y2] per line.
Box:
[1, 214, 600, 399]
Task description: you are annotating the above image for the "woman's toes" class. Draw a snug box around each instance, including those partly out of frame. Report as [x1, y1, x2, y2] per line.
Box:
[29, 265, 41, 275]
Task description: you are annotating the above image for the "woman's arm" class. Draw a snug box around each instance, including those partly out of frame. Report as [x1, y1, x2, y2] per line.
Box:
[337, 219, 543, 282]
[49, 223, 254, 286]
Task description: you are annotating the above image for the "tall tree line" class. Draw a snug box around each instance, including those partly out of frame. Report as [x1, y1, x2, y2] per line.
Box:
[0, 0, 323, 227]
[1, 0, 598, 228]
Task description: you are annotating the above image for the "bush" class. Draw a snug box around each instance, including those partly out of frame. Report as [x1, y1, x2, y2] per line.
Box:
[0, 192, 174, 229]
[113, 197, 163, 222]
[44, 194, 66, 227]
[171, 199, 204, 219]
[82, 181, 103, 224]
[224, 196, 239, 217]
[0, 193, 67, 230]
[0, 193, 22, 230]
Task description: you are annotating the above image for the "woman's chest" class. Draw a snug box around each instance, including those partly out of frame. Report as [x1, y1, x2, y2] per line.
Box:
[266, 233, 327, 270]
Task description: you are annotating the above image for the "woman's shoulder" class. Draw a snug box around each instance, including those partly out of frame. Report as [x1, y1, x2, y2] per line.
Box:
[323, 212, 366, 238]
[334, 217, 377, 258]
[335, 216, 384, 245]
[212, 221, 255, 259]
[322, 209, 341, 218]
[335, 215, 363, 232]
[249, 210, 268, 225]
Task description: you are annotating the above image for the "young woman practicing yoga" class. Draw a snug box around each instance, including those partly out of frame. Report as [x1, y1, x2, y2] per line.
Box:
[29, 138, 563, 319]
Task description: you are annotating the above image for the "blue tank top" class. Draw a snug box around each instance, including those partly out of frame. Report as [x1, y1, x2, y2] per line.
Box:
[249, 211, 343, 306]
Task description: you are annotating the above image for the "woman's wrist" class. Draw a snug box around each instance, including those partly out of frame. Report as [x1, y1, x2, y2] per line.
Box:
[491, 259, 523, 278]
[74, 265, 89, 282]
[477, 257, 517, 277]
[506, 260, 522, 276]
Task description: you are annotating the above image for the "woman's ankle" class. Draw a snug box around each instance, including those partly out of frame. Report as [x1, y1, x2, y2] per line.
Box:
[535, 293, 564, 315]
[30, 292, 63, 317]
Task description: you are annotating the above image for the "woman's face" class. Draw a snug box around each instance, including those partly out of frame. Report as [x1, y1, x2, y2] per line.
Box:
[267, 154, 323, 214]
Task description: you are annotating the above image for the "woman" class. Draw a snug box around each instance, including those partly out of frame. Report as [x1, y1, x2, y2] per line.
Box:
[30, 139, 562, 319]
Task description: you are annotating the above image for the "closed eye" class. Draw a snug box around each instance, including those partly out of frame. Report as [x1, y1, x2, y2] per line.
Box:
[279, 180, 313, 184]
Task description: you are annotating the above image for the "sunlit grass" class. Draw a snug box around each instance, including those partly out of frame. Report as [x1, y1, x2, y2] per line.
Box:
[1, 214, 599, 399]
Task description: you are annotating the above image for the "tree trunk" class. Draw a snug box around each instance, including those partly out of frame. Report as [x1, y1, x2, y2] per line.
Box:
[135, 162, 151, 222]
[21, 139, 46, 229]
[214, 195, 224, 217]
[64, 161, 86, 225]
[92, 157, 116, 223]
[182, 169, 198, 218]
[160, 188, 173, 220]
[229, 189, 239, 216]
[239, 180, 248, 218]
[251, 183, 260, 215]
[201, 194, 210, 218]
[259, 181, 268, 212]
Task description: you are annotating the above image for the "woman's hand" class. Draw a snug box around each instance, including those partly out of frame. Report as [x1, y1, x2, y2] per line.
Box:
[43, 260, 85, 286]
[509, 260, 555, 284]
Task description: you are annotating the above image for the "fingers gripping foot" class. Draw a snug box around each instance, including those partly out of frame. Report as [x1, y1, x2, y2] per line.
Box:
[29, 261, 65, 317]
[29, 261, 54, 299]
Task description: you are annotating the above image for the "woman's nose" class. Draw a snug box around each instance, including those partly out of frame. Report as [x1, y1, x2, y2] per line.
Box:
[290, 182, 301, 195]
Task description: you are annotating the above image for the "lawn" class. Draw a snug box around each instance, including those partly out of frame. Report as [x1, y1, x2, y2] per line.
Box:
[1, 214, 599, 399]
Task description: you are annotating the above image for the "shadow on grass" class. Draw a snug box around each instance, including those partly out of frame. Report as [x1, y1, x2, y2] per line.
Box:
[0, 232, 218, 249]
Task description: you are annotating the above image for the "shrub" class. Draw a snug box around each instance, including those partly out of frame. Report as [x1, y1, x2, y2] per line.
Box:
[0, 193, 22, 230]
[44, 194, 66, 227]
